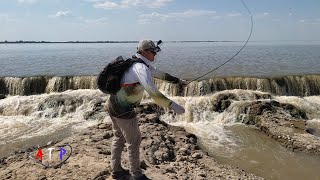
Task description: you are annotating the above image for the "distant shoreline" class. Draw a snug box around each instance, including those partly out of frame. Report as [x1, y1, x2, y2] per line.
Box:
[0, 40, 242, 44]
[1, 40, 319, 44]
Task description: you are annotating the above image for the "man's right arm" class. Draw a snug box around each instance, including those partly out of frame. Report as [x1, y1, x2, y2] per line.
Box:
[149, 66, 180, 83]
[132, 63, 185, 114]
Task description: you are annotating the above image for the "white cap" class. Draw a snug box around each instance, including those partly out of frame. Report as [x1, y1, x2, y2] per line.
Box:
[137, 40, 161, 52]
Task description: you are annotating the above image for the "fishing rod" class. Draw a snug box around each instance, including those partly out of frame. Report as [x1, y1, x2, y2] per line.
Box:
[185, 0, 253, 85]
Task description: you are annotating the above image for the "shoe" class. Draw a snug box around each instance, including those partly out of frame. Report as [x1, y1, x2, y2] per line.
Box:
[133, 174, 151, 180]
[111, 169, 131, 180]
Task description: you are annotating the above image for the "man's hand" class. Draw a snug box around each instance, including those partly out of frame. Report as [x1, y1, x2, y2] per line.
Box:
[170, 101, 185, 114]
[178, 79, 188, 86]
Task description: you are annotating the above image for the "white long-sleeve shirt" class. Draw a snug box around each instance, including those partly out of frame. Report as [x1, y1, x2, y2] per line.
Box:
[107, 53, 179, 119]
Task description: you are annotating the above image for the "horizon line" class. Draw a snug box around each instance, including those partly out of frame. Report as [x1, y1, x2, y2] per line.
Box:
[1, 40, 320, 44]
[0, 40, 243, 44]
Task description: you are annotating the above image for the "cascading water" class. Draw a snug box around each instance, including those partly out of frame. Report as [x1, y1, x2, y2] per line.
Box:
[1, 74, 320, 96]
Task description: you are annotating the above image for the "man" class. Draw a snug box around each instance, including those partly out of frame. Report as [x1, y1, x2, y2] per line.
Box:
[107, 39, 185, 180]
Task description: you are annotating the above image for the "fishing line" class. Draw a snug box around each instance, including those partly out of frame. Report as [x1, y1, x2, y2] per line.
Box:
[185, 0, 253, 85]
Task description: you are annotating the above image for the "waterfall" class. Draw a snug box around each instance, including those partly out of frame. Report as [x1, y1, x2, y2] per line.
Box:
[0, 74, 320, 97]
[182, 75, 320, 96]
[0, 76, 96, 96]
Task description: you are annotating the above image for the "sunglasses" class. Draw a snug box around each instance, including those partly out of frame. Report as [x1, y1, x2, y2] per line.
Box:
[146, 49, 157, 55]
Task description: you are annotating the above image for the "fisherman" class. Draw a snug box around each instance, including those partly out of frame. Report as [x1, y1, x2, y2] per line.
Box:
[107, 39, 186, 180]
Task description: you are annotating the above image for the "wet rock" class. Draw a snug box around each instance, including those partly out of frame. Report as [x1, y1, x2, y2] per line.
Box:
[83, 111, 95, 120]
[103, 132, 113, 139]
[197, 172, 206, 177]
[187, 134, 198, 145]
[245, 100, 277, 116]
[280, 103, 307, 119]
[139, 118, 147, 124]
[98, 123, 111, 130]
[254, 92, 272, 99]
[213, 93, 239, 112]
[91, 135, 104, 142]
[98, 149, 111, 155]
[306, 128, 316, 135]
[164, 165, 176, 173]
[192, 153, 202, 159]
[83, 110, 107, 121]
[145, 114, 159, 123]
[39, 176, 47, 180]
[0, 94, 5, 100]
[140, 160, 148, 170]
[176, 155, 186, 162]
[96, 145, 108, 150]
[92, 101, 104, 112]
[0, 157, 6, 165]
[178, 148, 191, 156]
[38, 96, 65, 110]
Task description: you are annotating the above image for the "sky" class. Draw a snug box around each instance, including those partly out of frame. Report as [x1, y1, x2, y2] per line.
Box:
[0, 0, 319, 41]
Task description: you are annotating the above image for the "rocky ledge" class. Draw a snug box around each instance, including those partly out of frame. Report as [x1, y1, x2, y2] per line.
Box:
[214, 92, 320, 155]
[239, 100, 320, 155]
[0, 104, 262, 180]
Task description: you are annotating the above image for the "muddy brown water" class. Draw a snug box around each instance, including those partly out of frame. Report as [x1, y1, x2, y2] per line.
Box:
[197, 125, 320, 180]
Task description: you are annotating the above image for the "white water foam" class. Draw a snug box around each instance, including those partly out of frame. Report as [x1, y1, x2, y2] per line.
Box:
[0, 89, 111, 147]
[159, 91, 246, 155]
[274, 96, 320, 119]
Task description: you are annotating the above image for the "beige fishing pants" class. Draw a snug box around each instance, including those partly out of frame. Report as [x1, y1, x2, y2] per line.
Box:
[110, 116, 142, 178]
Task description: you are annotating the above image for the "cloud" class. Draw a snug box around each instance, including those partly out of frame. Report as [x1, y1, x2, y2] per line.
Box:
[169, 10, 216, 18]
[48, 11, 108, 25]
[138, 10, 217, 24]
[85, 0, 103, 2]
[94, 1, 119, 9]
[212, 16, 222, 20]
[289, 13, 292, 17]
[255, 12, 270, 19]
[142, 0, 173, 8]
[0, 14, 10, 22]
[48, 11, 73, 18]
[138, 12, 169, 24]
[0, 14, 19, 22]
[17, 0, 38, 3]
[84, 17, 109, 24]
[227, 13, 242, 17]
[299, 19, 320, 25]
[93, 0, 173, 9]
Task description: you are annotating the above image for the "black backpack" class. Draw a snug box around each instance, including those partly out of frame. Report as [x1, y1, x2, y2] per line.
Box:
[97, 56, 147, 94]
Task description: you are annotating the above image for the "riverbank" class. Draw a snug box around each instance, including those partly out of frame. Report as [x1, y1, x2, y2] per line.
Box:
[0, 103, 263, 180]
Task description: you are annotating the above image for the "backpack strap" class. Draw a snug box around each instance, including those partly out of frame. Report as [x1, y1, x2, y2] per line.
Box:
[131, 55, 149, 68]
